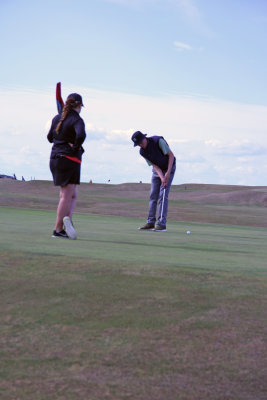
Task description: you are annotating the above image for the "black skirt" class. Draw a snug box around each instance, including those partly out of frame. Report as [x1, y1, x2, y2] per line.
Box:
[50, 156, 81, 186]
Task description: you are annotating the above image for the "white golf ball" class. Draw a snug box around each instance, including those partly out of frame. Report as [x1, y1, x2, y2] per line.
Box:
[186, 231, 191, 235]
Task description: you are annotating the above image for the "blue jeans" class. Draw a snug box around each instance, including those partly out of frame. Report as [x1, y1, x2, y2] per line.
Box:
[147, 164, 176, 226]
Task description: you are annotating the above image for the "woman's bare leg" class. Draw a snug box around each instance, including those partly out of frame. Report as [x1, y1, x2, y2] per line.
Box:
[55, 184, 76, 232]
[69, 186, 78, 220]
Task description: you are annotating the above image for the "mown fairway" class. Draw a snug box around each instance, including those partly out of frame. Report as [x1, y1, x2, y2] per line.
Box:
[0, 205, 266, 400]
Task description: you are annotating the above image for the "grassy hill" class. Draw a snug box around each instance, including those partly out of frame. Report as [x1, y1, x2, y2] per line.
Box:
[1, 179, 267, 227]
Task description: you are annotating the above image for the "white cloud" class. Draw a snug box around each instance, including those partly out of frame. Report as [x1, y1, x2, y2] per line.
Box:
[174, 41, 204, 52]
[85, 122, 107, 141]
[1, 86, 267, 185]
[20, 146, 31, 155]
[205, 140, 267, 157]
[174, 41, 192, 51]
[85, 123, 133, 144]
[106, 128, 133, 144]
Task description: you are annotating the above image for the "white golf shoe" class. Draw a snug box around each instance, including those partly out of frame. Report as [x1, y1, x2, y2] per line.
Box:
[63, 216, 77, 240]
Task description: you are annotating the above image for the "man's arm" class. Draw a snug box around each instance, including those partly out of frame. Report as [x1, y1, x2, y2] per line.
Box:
[153, 151, 174, 187]
[163, 151, 174, 186]
[152, 164, 165, 185]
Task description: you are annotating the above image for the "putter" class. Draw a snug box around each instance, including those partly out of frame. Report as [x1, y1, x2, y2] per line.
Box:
[160, 186, 166, 221]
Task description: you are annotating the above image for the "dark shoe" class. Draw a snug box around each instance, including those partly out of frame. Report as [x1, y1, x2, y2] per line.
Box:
[155, 224, 167, 232]
[63, 216, 77, 240]
[52, 229, 68, 238]
[139, 223, 155, 231]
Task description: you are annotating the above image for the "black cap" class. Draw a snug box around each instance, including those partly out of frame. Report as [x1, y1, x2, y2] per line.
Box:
[67, 93, 84, 107]
[131, 131, 147, 147]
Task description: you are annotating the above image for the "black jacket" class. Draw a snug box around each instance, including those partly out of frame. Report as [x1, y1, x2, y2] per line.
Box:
[47, 109, 86, 160]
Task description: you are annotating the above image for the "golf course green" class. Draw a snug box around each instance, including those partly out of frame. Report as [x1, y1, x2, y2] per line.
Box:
[0, 181, 266, 400]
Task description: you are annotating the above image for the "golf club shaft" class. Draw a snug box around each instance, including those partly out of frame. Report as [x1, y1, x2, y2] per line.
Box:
[160, 187, 166, 221]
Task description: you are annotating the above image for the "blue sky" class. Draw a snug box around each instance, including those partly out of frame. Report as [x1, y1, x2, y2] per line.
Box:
[1, 0, 267, 185]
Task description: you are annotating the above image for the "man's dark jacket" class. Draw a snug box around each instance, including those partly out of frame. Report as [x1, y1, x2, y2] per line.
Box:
[140, 136, 175, 171]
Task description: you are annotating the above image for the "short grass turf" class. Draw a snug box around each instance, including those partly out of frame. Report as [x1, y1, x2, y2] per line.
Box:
[0, 207, 266, 400]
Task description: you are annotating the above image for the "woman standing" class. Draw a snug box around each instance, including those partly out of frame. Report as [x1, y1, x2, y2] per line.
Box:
[47, 93, 86, 239]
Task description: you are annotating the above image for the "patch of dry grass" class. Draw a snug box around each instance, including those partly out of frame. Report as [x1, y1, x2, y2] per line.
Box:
[1, 179, 267, 226]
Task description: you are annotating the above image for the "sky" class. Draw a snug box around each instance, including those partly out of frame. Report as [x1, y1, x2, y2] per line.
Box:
[0, 0, 267, 185]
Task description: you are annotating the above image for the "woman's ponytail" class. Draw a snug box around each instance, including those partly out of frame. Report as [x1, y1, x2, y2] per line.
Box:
[56, 97, 77, 134]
